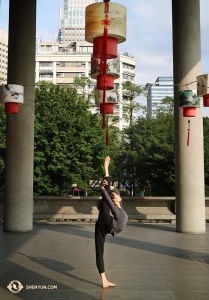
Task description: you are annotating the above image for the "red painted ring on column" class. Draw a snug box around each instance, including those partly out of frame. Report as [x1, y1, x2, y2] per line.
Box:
[97, 74, 114, 90]
[93, 36, 118, 59]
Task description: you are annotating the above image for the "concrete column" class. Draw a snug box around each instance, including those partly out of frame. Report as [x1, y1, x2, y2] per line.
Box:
[172, 0, 205, 233]
[4, 0, 36, 232]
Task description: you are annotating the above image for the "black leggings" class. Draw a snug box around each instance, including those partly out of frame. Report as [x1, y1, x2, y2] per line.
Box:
[95, 178, 113, 273]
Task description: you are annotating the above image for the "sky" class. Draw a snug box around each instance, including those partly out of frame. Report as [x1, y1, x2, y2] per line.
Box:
[1, 0, 209, 113]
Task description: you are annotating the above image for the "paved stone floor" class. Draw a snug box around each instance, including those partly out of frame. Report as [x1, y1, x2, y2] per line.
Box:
[0, 221, 209, 300]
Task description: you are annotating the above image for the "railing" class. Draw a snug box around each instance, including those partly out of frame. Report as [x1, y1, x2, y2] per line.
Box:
[0, 196, 209, 222]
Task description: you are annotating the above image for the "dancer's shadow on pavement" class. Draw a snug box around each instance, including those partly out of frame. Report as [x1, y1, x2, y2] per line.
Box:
[19, 252, 101, 288]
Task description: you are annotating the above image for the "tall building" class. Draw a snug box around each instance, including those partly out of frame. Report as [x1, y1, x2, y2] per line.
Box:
[145, 76, 174, 118]
[0, 29, 8, 83]
[35, 41, 136, 130]
[58, 0, 99, 45]
[36, 0, 136, 129]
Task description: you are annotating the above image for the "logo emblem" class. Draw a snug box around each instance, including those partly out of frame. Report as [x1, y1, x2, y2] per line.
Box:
[7, 280, 24, 294]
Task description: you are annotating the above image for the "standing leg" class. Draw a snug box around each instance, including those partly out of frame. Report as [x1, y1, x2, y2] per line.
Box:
[95, 222, 115, 288]
[95, 222, 105, 273]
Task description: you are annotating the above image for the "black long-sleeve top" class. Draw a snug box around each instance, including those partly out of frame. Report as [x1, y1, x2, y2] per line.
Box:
[101, 187, 128, 235]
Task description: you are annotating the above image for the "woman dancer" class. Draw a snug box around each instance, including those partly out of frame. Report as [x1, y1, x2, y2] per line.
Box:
[95, 156, 128, 288]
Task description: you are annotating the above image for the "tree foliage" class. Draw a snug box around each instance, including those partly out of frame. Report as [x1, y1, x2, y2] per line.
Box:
[73, 76, 92, 93]
[1, 89, 209, 197]
[114, 97, 175, 196]
[122, 80, 146, 125]
[34, 81, 117, 195]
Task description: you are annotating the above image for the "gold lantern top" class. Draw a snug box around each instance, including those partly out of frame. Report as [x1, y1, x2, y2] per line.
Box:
[85, 2, 126, 44]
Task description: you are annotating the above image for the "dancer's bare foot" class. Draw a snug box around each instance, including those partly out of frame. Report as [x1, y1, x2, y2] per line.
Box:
[100, 272, 115, 288]
[102, 280, 116, 288]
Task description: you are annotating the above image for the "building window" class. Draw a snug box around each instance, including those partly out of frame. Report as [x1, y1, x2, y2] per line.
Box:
[40, 45, 44, 51]
[46, 46, 52, 51]
[123, 63, 135, 70]
[60, 73, 65, 78]
[60, 62, 65, 67]
[40, 62, 52, 67]
[40, 74, 53, 78]
[80, 46, 93, 53]
[77, 73, 85, 77]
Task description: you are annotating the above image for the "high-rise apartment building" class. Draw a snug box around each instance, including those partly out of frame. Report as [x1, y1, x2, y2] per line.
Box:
[0, 29, 8, 83]
[58, 0, 99, 45]
[145, 76, 174, 118]
[35, 41, 136, 130]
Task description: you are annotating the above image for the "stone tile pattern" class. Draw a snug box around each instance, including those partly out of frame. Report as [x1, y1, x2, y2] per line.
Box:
[0, 222, 209, 300]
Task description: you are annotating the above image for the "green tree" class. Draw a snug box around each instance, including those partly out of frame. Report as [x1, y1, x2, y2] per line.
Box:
[114, 97, 175, 196]
[34, 81, 119, 195]
[122, 80, 146, 125]
[154, 96, 174, 115]
[73, 76, 92, 94]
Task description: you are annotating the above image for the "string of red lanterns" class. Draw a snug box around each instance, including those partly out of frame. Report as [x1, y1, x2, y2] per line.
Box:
[85, 0, 126, 145]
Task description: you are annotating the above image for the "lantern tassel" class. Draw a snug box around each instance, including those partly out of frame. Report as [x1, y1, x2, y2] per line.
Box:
[102, 81, 106, 128]
[101, 25, 108, 130]
[102, 114, 105, 129]
[101, 1, 109, 146]
[187, 120, 190, 146]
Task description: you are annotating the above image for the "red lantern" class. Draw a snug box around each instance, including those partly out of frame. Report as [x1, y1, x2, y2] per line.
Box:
[97, 74, 114, 90]
[203, 94, 209, 107]
[183, 107, 196, 117]
[93, 36, 117, 59]
[5, 102, 19, 114]
[100, 103, 114, 114]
